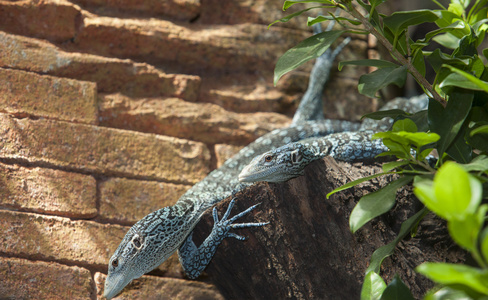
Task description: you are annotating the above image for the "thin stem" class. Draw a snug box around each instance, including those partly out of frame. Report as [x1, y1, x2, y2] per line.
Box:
[341, 1, 447, 107]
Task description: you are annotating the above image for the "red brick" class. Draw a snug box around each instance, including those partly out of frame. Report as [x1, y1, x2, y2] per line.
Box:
[0, 163, 97, 218]
[99, 94, 291, 145]
[0, 32, 201, 101]
[0, 0, 81, 43]
[0, 114, 211, 184]
[0, 67, 98, 124]
[0, 256, 94, 300]
[94, 272, 224, 300]
[99, 177, 191, 224]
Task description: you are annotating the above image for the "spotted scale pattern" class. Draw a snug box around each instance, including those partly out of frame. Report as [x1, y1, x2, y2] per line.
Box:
[103, 22, 351, 300]
[238, 95, 429, 184]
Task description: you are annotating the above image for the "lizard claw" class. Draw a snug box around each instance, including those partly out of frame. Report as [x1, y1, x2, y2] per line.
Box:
[212, 198, 268, 239]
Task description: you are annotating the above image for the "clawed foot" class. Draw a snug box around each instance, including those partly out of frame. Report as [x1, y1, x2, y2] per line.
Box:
[213, 198, 269, 240]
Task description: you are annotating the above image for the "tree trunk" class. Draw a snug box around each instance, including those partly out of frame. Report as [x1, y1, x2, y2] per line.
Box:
[193, 157, 466, 299]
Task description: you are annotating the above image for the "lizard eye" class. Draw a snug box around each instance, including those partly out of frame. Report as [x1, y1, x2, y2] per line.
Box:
[132, 235, 143, 249]
[264, 155, 273, 162]
[112, 258, 119, 267]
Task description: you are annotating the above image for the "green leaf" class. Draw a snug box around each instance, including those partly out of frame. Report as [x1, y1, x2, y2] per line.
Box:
[269, 6, 324, 28]
[392, 119, 417, 133]
[426, 49, 470, 73]
[361, 109, 410, 121]
[442, 64, 488, 93]
[427, 92, 473, 158]
[338, 59, 399, 71]
[350, 176, 413, 233]
[415, 162, 482, 220]
[396, 132, 440, 149]
[379, 274, 415, 300]
[382, 161, 409, 172]
[421, 21, 467, 44]
[361, 271, 387, 300]
[447, 205, 487, 252]
[440, 72, 488, 91]
[416, 263, 488, 294]
[274, 30, 346, 85]
[461, 155, 488, 172]
[373, 132, 412, 159]
[470, 125, 488, 136]
[283, 0, 335, 10]
[307, 15, 361, 27]
[424, 287, 476, 300]
[481, 227, 488, 263]
[326, 171, 397, 199]
[383, 10, 440, 38]
[412, 49, 426, 77]
[366, 207, 428, 274]
[358, 66, 407, 98]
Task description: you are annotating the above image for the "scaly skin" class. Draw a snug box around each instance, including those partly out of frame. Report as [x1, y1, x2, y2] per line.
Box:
[103, 23, 353, 299]
[239, 95, 428, 183]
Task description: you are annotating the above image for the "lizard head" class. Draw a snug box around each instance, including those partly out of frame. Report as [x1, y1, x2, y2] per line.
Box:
[104, 207, 182, 299]
[239, 142, 320, 183]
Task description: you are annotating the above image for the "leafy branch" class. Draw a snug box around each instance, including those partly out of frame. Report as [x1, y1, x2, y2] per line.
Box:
[339, 1, 447, 107]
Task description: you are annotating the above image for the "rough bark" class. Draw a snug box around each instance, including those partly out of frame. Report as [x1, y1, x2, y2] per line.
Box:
[193, 157, 466, 299]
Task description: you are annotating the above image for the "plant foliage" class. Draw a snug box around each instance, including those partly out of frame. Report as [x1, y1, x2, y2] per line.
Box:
[271, 0, 488, 298]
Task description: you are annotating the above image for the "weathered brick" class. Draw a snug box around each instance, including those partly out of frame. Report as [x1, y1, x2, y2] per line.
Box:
[199, 74, 296, 114]
[0, 210, 125, 267]
[0, 0, 81, 43]
[99, 94, 291, 145]
[0, 67, 98, 124]
[0, 32, 201, 101]
[214, 144, 243, 168]
[99, 177, 191, 224]
[0, 163, 97, 218]
[73, 17, 309, 73]
[0, 210, 184, 276]
[0, 114, 211, 184]
[73, 0, 200, 21]
[94, 272, 224, 300]
[0, 256, 94, 300]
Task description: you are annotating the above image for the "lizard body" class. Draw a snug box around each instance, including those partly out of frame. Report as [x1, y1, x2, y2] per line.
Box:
[103, 23, 353, 299]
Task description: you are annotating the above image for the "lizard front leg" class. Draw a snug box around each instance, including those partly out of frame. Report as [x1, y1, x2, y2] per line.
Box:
[178, 198, 268, 279]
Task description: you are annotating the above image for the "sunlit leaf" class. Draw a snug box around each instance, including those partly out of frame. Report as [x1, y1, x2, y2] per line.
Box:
[361, 271, 387, 300]
[442, 64, 488, 93]
[447, 205, 487, 252]
[416, 263, 488, 294]
[392, 119, 417, 133]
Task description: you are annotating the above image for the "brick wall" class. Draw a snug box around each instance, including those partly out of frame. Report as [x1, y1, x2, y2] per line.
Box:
[0, 0, 375, 298]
